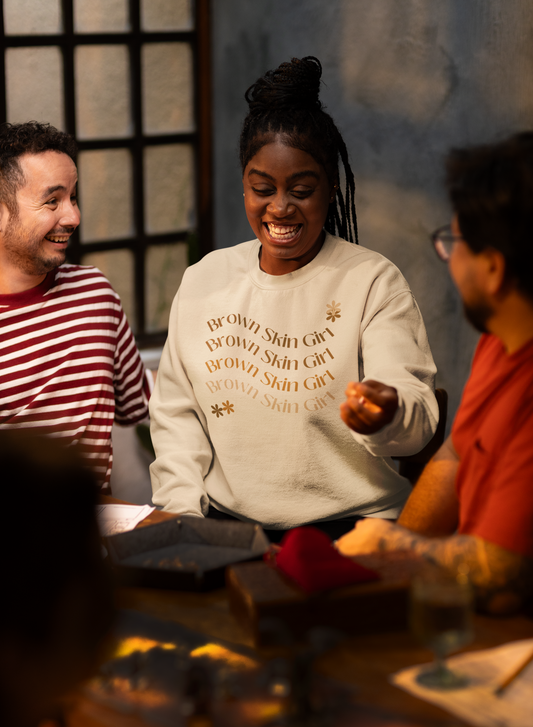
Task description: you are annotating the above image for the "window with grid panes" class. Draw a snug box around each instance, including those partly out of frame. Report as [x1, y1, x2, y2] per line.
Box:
[0, 0, 212, 348]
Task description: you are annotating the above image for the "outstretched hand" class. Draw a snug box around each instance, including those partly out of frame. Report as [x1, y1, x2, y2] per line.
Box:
[340, 379, 398, 435]
[335, 517, 398, 556]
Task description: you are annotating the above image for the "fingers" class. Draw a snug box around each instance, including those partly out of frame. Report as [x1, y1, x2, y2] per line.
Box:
[347, 380, 397, 409]
[336, 518, 395, 556]
[341, 380, 399, 434]
[340, 399, 383, 434]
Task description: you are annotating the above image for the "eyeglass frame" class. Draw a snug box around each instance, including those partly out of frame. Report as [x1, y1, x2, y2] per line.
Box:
[431, 224, 464, 262]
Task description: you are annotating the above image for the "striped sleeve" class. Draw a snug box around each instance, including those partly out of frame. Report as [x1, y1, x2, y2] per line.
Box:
[0, 265, 150, 488]
[113, 303, 152, 424]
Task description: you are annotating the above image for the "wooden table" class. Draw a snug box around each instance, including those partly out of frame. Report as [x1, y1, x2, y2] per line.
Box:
[69, 499, 533, 726]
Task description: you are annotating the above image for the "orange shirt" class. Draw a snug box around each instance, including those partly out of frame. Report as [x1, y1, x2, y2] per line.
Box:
[452, 334, 533, 559]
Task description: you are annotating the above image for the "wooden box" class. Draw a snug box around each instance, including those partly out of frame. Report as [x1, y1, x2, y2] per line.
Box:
[227, 552, 430, 646]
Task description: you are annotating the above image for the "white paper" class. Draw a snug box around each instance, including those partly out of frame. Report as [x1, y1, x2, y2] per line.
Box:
[97, 503, 155, 537]
[391, 638, 533, 727]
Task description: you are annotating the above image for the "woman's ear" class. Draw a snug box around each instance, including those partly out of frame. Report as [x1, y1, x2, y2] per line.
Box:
[330, 175, 339, 204]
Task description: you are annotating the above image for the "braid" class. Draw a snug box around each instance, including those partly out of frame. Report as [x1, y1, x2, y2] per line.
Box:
[240, 56, 359, 244]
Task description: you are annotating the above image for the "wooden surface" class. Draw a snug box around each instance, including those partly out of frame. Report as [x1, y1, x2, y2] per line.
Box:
[86, 498, 533, 726]
[113, 584, 533, 726]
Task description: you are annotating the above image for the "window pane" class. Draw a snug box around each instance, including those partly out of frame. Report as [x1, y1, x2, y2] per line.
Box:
[142, 43, 193, 135]
[6, 47, 64, 129]
[4, 0, 62, 35]
[74, 0, 129, 33]
[81, 250, 136, 332]
[141, 0, 193, 31]
[75, 45, 132, 139]
[78, 149, 133, 242]
[146, 243, 188, 332]
[144, 144, 195, 234]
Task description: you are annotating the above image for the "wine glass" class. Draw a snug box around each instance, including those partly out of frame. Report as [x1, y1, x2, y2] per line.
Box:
[409, 570, 474, 689]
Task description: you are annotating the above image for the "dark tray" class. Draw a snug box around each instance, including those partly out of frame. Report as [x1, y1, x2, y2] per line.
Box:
[105, 516, 270, 591]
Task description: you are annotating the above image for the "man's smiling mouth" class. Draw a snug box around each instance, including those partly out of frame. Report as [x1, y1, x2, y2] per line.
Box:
[265, 223, 302, 242]
[45, 234, 71, 243]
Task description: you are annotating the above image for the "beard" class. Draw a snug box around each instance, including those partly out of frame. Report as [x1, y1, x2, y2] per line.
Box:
[3, 216, 67, 276]
[462, 298, 493, 334]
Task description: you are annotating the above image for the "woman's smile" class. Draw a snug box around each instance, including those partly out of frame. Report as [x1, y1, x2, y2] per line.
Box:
[243, 136, 334, 275]
[264, 222, 302, 243]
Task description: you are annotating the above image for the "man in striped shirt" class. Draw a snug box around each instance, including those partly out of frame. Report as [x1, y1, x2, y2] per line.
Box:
[0, 121, 151, 490]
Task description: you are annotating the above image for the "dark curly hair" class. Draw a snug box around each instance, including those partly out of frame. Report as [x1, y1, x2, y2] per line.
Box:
[446, 132, 533, 300]
[239, 56, 358, 244]
[0, 121, 77, 216]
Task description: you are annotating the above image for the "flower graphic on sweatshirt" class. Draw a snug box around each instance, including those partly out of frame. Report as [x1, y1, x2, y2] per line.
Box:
[211, 404, 224, 418]
[221, 401, 234, 414]
[326, 301, 341, 322]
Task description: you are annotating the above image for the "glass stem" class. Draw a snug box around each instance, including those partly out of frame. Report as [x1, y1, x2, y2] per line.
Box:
[435, 654, 447, 676]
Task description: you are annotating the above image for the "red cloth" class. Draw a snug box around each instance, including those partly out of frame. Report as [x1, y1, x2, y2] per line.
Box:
[269, 526, 380, 593]
[452, 334, 533, 559]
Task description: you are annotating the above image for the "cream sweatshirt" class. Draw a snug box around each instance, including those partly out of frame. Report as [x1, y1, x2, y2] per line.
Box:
[150, 234, 438, 528]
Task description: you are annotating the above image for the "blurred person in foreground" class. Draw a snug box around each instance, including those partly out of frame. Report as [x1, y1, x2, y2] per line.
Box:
[0, 121, 151, 491]
[0, 430, 114, 727]
[338, 132, 533, 615]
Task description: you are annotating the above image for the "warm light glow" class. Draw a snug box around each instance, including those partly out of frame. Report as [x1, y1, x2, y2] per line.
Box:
[270, 680, 290, 697]
[241, 699, 286, 722]
[113, 636, 177, 659]
[189, 643, 258, 670]
[101, 677, 173, 707]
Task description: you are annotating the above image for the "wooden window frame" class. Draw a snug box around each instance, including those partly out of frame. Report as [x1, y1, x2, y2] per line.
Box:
[0, 0, 212, 347]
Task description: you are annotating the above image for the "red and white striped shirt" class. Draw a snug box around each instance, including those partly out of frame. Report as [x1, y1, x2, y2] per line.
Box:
[0, 265, 151, 488]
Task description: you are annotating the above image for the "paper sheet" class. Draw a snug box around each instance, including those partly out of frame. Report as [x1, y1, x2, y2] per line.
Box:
[97, 503, 155, 536]
[391, 638, 533, 727]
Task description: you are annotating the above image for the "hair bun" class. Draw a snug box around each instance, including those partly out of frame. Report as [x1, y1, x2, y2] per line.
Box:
[245, 56, 323, 113]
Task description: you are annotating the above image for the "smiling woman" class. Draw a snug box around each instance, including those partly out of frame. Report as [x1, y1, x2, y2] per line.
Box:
[243, 142, 333, 275]
[149, 57, 439, 540]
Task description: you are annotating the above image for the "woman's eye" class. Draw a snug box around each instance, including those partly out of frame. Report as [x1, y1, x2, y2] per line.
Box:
[46, 198, 57, 206]
[292, 189, 312, 198]
[252, 187, 273, 195]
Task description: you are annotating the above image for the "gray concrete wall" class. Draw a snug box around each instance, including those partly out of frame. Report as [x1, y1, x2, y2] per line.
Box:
[212, 0, 533, 426]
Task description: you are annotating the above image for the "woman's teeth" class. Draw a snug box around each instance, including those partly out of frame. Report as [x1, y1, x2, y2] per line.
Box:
[266, 223, 300, 241]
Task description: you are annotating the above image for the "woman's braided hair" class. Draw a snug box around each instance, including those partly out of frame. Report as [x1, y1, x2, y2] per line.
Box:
[239, 56, 358, 244]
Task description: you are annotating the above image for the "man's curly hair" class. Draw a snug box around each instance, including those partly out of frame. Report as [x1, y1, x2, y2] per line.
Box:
[0, 121, 77, 216]
[447, 132, 533, 301]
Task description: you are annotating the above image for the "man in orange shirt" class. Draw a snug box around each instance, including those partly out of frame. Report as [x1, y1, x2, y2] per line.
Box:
[338, 132, 533, 614]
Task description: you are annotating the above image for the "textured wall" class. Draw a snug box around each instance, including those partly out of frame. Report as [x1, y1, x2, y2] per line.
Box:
[212, 0, 533, 424]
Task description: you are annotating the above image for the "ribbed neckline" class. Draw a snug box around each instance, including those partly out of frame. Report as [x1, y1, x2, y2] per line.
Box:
[0, 269, 56, 308]
[247, 232, 338, 290]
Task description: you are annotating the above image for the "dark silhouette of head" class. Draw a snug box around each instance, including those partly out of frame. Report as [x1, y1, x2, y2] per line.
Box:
[0, 430, 113, 727]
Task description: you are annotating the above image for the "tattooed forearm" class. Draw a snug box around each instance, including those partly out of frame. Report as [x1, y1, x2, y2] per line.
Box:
[378, 527, 533, 614]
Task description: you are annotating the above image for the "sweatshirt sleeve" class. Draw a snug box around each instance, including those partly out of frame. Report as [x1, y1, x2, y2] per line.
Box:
[349, 270, 439, 457]
[149, 286, 212, 516]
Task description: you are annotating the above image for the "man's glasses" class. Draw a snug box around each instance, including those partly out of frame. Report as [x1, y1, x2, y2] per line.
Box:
[431, 225, 463, 262]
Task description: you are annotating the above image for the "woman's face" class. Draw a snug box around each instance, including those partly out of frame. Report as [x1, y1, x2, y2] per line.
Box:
[243, 137, 335, 275]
